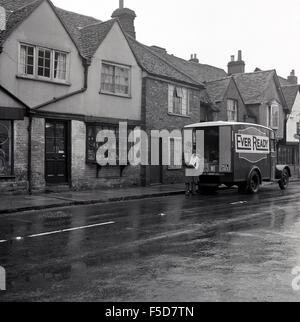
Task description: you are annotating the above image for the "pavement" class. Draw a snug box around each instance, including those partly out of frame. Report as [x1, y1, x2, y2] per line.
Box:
[0, 184, 185, 215]
[0, 178, 299, 215]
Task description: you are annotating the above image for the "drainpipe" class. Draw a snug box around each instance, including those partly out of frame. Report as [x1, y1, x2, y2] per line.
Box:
[28, 114, 32, 195]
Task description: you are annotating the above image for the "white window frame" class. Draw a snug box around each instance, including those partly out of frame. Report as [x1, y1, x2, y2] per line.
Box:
[18, 43, 69, 84]
[227, 99, 238, 122]
[267, 102, 280, 129]
[100, 61, 131, 98]
[168, 85, 190, 117]
[168, 137, 182, 170]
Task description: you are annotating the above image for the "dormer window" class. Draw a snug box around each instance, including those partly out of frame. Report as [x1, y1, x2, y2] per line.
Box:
[18, 43, 69, 83]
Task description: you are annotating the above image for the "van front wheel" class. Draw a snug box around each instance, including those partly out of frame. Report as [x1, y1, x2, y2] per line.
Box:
[279, 169, 290, 190]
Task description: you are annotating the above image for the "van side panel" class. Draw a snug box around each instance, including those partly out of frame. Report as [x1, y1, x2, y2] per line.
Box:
[233, 125, 271, 182]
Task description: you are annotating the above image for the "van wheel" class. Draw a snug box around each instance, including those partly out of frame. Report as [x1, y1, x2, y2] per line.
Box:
[279, 169, 290, 190]
[247, 171, 260, 194]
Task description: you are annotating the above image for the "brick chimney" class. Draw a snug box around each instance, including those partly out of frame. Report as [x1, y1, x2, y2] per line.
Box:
[228, 50, 245, 75]
[112, 0, 137, 39]
[189, 54, 199, 63]
[0, 6, 6, 31]
[287, 70, 298, 85]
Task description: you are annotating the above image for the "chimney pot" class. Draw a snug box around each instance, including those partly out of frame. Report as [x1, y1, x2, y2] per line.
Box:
[228, 51, 245, 75]
[287, 69, 298, 85]
[112, 2, 137, 39]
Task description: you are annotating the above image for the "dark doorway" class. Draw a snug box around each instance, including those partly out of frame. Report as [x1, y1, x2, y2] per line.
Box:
[45, 120, 69, 184]
[150, 138, 163, 185]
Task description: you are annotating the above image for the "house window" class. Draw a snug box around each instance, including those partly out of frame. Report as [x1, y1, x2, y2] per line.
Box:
[20, 44, 35, 76]
[0, 120, 13, 177]
[101, 63, 130, 96]
[267, 102, 280, 129]
[168, 85, 189, 116]
[168, 138, 182, 170]
[227, 99, 238, 122]
[37, 48, 51, 78]
[54, 51, 67, 80]
[19, 43, 68, 82]
[297, 122, 300, 136]
[86, 124, 135, 164]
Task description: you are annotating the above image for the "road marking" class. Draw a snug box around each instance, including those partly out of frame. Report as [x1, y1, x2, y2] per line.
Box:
[230, 201, 248, 205]
[0, 221, 115, 244]
[28, 221, 115, 238]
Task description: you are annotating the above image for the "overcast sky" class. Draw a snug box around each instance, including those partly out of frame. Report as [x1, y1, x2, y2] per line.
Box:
[53, 0, 300, 79]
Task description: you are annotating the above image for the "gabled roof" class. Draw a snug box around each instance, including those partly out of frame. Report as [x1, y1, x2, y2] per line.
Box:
[78, 19, 116, 58]
[233, 70, 276, 105]
[0, 0, 217, 91]
[126, 37, 204, 87]
[0, 0, 103, 57]
[0, 0, 44, 46]
[205, 77, 232, 103]
[278, 75, 290, 86]
[150, 50, 227, 83]
[281, 84, 299, 112]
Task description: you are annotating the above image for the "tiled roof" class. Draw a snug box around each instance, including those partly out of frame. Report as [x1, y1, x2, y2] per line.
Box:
[0, 0, 213, 89]
[126, 37, 203, 87]
[0, 0, 102, 51]
[0, 0, 43, 45]
[281, 85, 299, 112]
[151, 51, 227, 83]
[278, 75, 290, 86]
[205, 77, 231, 103]
[78, 19, 116, 58]
[233, 70, 275, 105]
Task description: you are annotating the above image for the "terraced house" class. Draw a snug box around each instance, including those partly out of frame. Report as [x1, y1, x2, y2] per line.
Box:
[0, 0, 218, 193]
[0, 0, 146, 193]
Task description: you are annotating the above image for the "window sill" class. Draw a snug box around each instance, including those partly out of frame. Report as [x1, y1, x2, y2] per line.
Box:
[168, 112, 191, 119]
[168, 167, 183, 171]
[99, 91, 132, 99]
[0, 176, 16, 180]
[16, 75, 71, 86]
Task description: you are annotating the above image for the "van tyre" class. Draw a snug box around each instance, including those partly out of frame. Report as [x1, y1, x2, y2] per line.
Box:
[247, 171, 260, 194]
[279, 169, 290, 190]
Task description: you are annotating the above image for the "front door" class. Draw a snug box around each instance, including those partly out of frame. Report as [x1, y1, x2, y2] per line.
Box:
[45, 121, 69, 184]
[150, 138, 163, 185]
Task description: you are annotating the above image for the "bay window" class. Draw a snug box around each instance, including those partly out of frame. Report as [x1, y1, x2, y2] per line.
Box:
[19, 43, 68, 82]
[0, 120, 13, 177]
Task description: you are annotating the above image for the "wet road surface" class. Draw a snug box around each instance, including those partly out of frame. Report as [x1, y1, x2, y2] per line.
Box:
[1, 182, 300, 302]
